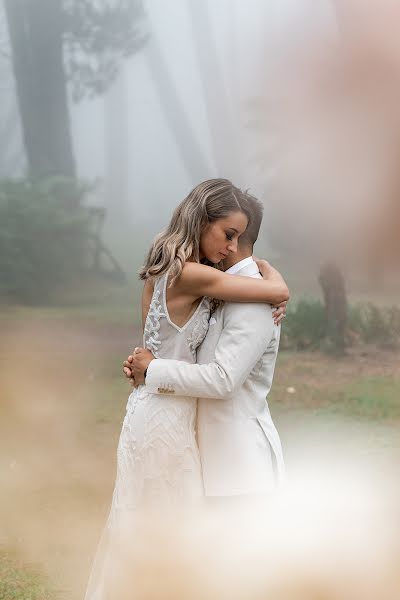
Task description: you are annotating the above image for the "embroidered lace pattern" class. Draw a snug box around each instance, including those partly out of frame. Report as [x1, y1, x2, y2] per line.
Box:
[143, 289, 166, 358]
[187, 299, 210, 356]
[110, 389, 198, 519]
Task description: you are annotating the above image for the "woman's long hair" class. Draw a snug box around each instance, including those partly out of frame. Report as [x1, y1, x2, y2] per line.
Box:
[139, 179, 250, 286]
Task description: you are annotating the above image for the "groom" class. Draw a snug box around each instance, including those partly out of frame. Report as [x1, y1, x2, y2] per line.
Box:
[124, 195, 286, 496]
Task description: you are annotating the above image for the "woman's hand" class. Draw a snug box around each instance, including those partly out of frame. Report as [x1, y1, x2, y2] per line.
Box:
[254, 257, 288, 323]
[272, 300, 287, 325]
[254, 258, 274, 279]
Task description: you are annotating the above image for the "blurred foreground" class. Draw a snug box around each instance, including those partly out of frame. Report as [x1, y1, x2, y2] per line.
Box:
[0, 303, 399, 599]
[76, 478, 400, 600]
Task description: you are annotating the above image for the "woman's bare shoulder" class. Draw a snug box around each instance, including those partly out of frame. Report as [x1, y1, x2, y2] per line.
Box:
[143, 277, 154, 293]
[142, 278, 154, 302]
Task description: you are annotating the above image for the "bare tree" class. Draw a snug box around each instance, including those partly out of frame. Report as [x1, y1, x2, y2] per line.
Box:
[186, 0, 239, 178]
[145, 33, 211, 184]
[4, 0, 147, 179]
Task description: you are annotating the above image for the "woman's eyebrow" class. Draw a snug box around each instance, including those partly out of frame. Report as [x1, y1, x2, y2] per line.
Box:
[227, 228, 239, 234]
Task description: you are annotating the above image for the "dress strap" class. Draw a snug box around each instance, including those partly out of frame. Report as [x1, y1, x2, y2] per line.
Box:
[154, 272, 169, 308]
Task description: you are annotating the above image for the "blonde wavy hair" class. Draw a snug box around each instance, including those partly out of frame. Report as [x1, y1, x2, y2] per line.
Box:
[139, 179, 250, 286]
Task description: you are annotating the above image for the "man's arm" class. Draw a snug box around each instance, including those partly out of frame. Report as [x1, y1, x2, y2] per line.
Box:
[143, 302, 275, 399]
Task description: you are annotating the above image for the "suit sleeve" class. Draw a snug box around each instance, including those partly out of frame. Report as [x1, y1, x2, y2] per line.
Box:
[145, 303, 275, 399]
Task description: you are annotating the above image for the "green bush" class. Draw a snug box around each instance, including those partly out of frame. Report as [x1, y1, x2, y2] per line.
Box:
[280, 298, 326, 350]
[281, 298, 400, 351]
[0, 177, 90, 304]
[348, 302, 400, 349]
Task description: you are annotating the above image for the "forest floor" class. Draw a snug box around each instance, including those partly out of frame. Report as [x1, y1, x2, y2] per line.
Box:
[0, 307, 399, 599]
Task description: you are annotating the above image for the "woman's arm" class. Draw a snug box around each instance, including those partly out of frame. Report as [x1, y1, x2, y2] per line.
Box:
[179, 262, 289, 305]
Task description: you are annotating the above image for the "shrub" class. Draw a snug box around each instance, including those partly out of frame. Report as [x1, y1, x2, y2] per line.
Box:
[280, 298, 326, 350]
[0, 177, 91, 304]
[348, 302, 400, 349]
[281, 298, 400, 351]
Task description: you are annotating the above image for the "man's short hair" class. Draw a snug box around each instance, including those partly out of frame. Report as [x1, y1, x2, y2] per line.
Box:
[239, 191, 264, 247]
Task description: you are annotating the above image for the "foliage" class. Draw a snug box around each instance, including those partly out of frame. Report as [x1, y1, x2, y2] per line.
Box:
[0, 177, 91, 304]
[0, 551, 53, 600]
[63, 0, 148, 102]
[280, 298, 327, 350]
[281, 298, 400, 351]
[348, 302, 400, 349]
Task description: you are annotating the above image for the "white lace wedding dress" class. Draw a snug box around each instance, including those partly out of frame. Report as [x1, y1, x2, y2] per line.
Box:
[84, 273, 210, 599]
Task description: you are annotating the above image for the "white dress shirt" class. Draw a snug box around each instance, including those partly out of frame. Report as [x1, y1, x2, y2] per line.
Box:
[224, 256, 255, 275]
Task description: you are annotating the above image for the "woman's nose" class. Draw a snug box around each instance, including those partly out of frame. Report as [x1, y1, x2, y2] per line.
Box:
[227, 239, 238, 253]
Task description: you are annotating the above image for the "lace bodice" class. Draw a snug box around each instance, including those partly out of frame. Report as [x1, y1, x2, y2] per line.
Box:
[143, 273, 210, 363]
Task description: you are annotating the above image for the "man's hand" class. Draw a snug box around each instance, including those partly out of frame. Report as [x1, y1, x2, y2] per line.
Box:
[272, 300, 287, 325]
[131, 347, 155, 375]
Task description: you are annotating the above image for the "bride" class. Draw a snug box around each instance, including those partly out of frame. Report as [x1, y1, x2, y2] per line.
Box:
[84, 178, 289, 599]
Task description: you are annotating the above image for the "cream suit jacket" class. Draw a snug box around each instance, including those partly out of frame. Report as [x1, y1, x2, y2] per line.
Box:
[145, 260, 285, 496]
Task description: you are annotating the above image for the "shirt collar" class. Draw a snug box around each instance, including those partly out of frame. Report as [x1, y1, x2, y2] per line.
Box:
[224, 256, 255, 275]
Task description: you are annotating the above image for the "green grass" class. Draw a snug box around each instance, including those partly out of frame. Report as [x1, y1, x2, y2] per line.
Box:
[271, 370, 400, 422]
[325, 376, 400, 420]
[0, 552, 54, 600]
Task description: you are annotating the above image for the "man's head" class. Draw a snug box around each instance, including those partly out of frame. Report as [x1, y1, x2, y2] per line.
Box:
[223, 191, 264, 270]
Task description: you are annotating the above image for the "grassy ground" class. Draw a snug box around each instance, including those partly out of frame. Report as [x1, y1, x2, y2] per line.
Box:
[0, 552, 53, 600]
[0, 303, 399, 599]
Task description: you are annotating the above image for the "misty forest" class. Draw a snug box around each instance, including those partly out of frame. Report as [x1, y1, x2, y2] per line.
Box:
[0, 1, 399, 599]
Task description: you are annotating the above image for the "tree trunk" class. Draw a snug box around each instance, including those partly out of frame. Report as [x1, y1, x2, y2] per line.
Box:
[4, 0, 75, 179]
[145, 34, 211, 184]
[104, 65, 130, 217]
[187, 0, 239, 179]
[319, 261, 348, 354]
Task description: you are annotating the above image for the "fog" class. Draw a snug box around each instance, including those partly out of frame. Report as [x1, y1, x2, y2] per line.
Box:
[69, 1, 273, 242]
[69, 1, 338, 235]
[2, 0, 399, 288]
[0, 1, 345, 268]
[1, 2, 399, 599]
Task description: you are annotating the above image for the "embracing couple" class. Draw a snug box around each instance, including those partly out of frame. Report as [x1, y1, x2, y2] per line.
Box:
[84, 179, 289, 599]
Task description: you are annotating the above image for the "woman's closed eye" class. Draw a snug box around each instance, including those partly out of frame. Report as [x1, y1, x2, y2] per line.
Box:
[225, 232, 234, 241]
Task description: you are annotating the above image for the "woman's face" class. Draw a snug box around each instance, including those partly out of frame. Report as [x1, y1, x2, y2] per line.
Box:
[199, 211, 248, 263]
